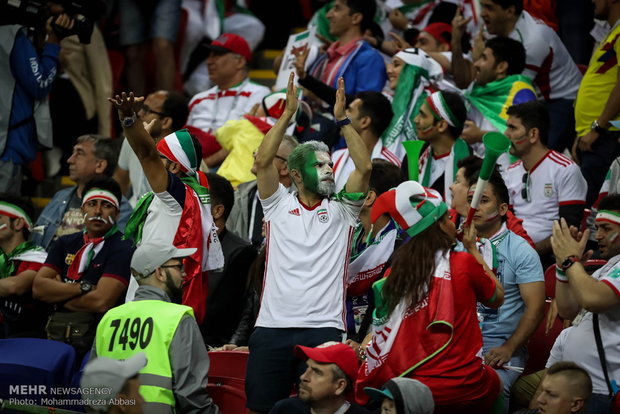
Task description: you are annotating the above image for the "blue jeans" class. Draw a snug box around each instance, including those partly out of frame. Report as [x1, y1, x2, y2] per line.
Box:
[586, 393, 613, 414]
[483, 336, 528, 414]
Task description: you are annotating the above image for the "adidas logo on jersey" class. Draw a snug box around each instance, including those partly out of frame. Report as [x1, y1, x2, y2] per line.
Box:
[288, 208, 300, 216]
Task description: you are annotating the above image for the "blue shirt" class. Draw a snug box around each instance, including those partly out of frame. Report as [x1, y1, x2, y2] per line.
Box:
[479, 227, 544, 339]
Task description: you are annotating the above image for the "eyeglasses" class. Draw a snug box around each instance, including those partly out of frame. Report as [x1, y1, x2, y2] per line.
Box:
[160, 264, 184, 272]
[521, 172, 531, 202]
[140, 104, 167, 118]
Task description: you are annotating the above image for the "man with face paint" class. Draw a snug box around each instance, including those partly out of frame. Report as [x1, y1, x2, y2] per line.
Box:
[466, 169, 545, 412]
[246, 74, 372, 414]
[414, 90, 470, 205]
[91, 241, 220, 414]
[32, 177, 134, 357]
[549, 194, 620, 414]
[502, 101, 587, 266]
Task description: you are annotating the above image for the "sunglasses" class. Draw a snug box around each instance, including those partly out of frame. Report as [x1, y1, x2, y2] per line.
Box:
[521, 172, 531, 202]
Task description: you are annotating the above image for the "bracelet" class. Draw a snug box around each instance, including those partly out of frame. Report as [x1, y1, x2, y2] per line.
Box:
[555, 265, 569, 283]
[335, 117, 351, 127]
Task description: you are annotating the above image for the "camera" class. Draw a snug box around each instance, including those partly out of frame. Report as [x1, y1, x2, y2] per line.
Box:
[0, 0, 106, 44]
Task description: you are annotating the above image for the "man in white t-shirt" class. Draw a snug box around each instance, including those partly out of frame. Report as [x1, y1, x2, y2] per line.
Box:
[453, 0, 582, 153]
[502, 101, 587, 262]
[185, 33, 270, 167]
[114, 90, 189, 207]
[549, 194, 620, 414]
[247, 74, 371, 414]
[331, 91, 399, 192]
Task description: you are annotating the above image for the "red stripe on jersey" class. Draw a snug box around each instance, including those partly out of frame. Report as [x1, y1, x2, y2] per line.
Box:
[381, 148, 401, 166]
[548, 151, 572, 167]
[549, 151, 573, 164]
[333, 151, 347, 174]
[341, 226, 355, 329]
[602, 279, 620, 298]
[507, 160, 523, 171]
[529, 151, 551, 173]
[258, 221, 271, 309]
[559, 200, 586, 206]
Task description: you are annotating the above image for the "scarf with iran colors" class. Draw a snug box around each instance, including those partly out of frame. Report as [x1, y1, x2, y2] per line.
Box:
[67, 225, 118, 281]
[381, 49, 443, 161]
[124, 130, 224, 324]
[418, 138, 470, 205]
[347, 221, 398, 297]
[0, 241, 47, 279]
[355, 250, 454, 404]
[465, 75, 537, 133]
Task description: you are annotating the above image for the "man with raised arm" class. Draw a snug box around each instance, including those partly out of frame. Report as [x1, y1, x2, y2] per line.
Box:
[246, 73, 372, 414]
[108, 92, 223, 325]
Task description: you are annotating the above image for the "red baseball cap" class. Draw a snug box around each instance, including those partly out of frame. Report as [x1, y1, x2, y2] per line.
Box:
[295, 342, 359, 382]
[207, 33, 252, 62]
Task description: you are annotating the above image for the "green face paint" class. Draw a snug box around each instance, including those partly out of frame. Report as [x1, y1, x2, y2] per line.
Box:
[300, 150, 320, 193]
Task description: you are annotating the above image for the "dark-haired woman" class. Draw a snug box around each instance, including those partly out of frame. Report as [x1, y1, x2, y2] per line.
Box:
[355, 181, 505, 413]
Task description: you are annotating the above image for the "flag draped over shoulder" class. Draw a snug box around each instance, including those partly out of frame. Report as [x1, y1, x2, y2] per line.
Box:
[464, 75, 537, 132]
[123, 129, 224, 324]
[381, 49, 443, 160]
[355, 251, 455, 404]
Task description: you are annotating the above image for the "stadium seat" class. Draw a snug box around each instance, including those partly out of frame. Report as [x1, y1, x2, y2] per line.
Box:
[207, 351, 249, 413]
[523, 301, 564, 376]
[543, 264, 556, 299]
[208, 350, 248, 388]
[0, 338, 77, 404]
[207, 383, 247, 414]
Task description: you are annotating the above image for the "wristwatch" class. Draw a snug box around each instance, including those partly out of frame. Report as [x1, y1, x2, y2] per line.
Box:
[80, 281, 93, 294]
[122, 113, 137, 128]
[560, 255, 580, 271]
[591, 120, 607, 134]
[335, 117, 351, 127]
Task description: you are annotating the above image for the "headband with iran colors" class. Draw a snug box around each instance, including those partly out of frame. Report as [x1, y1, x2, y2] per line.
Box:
[370, 181, 448, 237]
[425, 91, 462, 128]
[0, 201, 33, 230]
[156, 129, 199, 176]
[596, 210, 620, 226]
[393, 48, 443, 82]
[82, 189, 120, 210]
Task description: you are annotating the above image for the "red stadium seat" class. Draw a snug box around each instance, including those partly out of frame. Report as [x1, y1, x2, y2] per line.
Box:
[207, 351, 249, 413]
[207, 383, 247, 413]
[523, 301, 564, 375]
[543, 264, 556, 299]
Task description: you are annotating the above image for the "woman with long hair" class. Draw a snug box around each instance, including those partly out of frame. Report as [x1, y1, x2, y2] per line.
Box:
[355, 180, 505, 413]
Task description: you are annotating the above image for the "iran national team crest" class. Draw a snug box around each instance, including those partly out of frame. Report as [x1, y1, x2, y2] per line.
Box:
[317, 208, 329, 223]
[544, 183, 553, 197]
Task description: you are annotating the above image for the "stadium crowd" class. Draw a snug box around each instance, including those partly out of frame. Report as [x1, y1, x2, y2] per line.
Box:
[0, 0, 620, 412]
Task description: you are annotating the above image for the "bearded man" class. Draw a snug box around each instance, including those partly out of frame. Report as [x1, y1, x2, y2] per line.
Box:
[245, 74, 372, 414]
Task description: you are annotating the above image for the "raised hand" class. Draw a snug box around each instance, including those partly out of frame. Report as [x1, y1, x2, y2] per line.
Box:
[108, 92, 145, 119]
[292, 45, 310, 80]
[283, 72, 298, 117]
[334, 77, 347, 121]
[451, 8, 472, 45]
